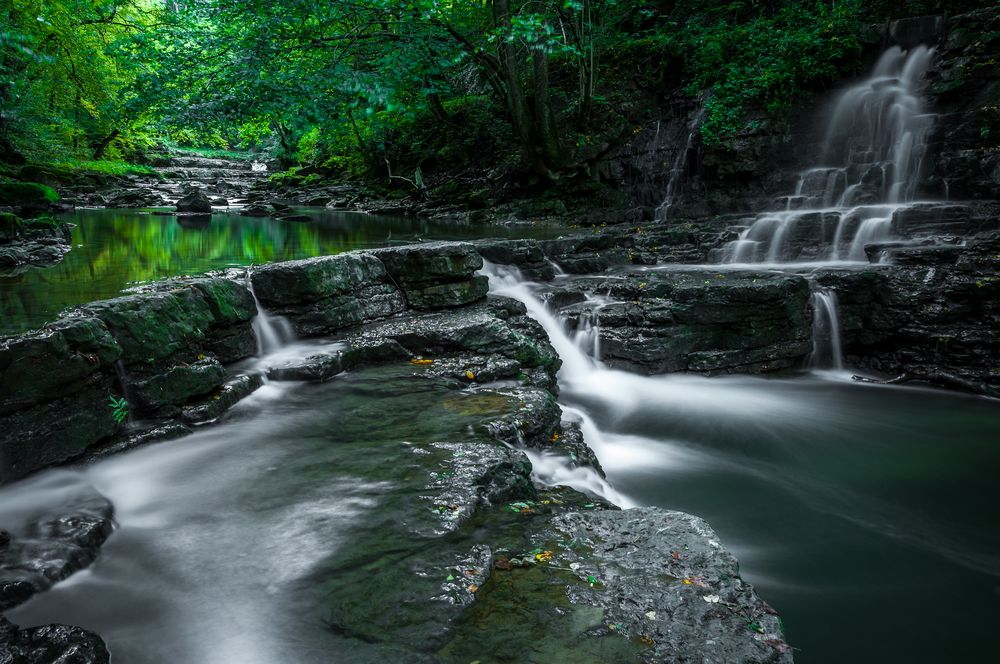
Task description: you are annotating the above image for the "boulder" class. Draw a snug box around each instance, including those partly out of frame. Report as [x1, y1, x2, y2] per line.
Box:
[0, 618, 110, 664]
[0, 182, 59, 214]
[251, 252, 387, 305]
[175, 188, 213, 213]
[78, 287, 216, 365]
[132, 357, 227, 412]
[0, 486, 113, 610]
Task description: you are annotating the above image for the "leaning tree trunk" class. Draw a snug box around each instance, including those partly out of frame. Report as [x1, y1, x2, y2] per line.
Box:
[92, 129, 120, 160]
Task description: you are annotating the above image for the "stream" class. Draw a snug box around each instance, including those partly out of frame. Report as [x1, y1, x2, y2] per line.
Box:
[0, 260, 997, 663]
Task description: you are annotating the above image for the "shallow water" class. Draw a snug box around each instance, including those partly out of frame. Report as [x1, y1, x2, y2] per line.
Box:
[0, 208, 562, 334]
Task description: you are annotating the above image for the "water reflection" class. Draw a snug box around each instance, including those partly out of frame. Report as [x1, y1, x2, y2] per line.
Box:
[0, 208, 562, 334]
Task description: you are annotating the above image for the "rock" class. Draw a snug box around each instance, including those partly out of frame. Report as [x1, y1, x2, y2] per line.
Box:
[105, 189, 164, 208]
[0, 317, 121, 415]
[181, 372, 264, 423]
[545, 270, 812, 374]
[0, 486, 114, 610]
[79, 288, 215, 365]
[373, 241, 483, 285]
[211, 197, 229, 205]
[0, 211, 22, 241]
[371, 242, 487, 309]
[175, 188, 213, 213]
[551, 507, 793, 663]
[0, 373, 121, 481]
[239, 202, 271, 217]
[251, 252, 387, 305]
[0, 617, 110, 664]
[0, 182, 59, 215]
[132, 357, 227, 412]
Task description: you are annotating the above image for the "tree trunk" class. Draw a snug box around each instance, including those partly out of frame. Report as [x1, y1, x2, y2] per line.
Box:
[92, 128, 120, 160]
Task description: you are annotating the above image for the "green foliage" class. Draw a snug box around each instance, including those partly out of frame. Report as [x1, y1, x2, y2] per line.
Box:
[678, 1, 864, 143]
[108, 394, 129, 425]
[51, 160, 156, 177]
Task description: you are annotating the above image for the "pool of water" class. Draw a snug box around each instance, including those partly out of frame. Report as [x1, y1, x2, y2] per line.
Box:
[0, 208, 563, 334]
[561, 374, 1000, 663]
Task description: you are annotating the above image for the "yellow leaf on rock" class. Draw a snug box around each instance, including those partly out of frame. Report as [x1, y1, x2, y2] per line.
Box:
[465, 370, 475, 380]
[410, 358, 433, 365]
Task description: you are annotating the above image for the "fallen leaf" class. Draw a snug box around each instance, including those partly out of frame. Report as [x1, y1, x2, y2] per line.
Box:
[410, 357, 433, 365]
[465, 369, 476, 380]
[467, 584, 479, 593]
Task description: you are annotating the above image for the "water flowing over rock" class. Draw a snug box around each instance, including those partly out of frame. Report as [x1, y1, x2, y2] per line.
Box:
[718, 45, 939, 264]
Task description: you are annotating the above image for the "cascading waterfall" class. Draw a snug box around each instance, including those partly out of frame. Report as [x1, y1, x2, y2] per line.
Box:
[807, 287, 844, 370]
[247, 279, 296, 356]
[655, 107, 705, 221]
[719, 45, 936, 264]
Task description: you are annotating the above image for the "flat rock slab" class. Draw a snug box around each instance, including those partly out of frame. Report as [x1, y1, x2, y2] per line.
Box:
[552, 507, 792, 663]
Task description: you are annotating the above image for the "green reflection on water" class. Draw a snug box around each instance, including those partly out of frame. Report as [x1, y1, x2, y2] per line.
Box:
[0, 208, 563, 334]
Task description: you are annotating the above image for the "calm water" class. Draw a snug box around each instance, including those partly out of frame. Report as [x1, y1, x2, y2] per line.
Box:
[561, 375, 1000, 663]
[0, 208, 562, 334]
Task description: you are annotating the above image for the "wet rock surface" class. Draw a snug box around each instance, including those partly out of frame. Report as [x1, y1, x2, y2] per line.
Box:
[534, 269, 812, 374]
[0, 487, 113, 611]
[552, 508, 792, 663]
[0, 617, 110, 664]
[0, 214, 73, 275]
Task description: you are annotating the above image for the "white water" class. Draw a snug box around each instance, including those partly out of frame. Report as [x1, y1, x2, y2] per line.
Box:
[808, 289, 844, 370]
[248, 280, 296, 356]
[483, 262, 808, 506]
[719, 46, 936, 265]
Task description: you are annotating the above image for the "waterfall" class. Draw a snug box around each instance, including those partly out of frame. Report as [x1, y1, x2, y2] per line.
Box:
[655, 107, 705, 222]
[808, 288, 844, 370]
[247, 279, 295, 356]
[719, 45, 936, 265]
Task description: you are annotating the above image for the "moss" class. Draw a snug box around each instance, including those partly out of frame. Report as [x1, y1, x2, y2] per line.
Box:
[0, 181, 60, 206]
[0, 211, 23, 238]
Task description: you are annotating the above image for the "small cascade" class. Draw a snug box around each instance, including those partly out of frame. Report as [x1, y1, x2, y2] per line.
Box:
[573, 308, 602, 361]
[251, 161, 268, 172]
[655, 107, 705, 221]
[807, 287, 844, 370]
[719, 45, 937, 264]
[247, 279, 296, 356]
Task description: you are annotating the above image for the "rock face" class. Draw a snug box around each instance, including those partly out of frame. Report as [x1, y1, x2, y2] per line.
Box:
[816, 231, 1000, 396]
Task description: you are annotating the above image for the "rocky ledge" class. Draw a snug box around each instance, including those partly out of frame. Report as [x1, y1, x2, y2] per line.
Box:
[0, 212, 73, 275]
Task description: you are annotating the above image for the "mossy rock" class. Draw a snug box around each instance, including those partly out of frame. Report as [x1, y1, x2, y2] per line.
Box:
[0, 181, 60, 208]
[0, 212, 22, 241]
